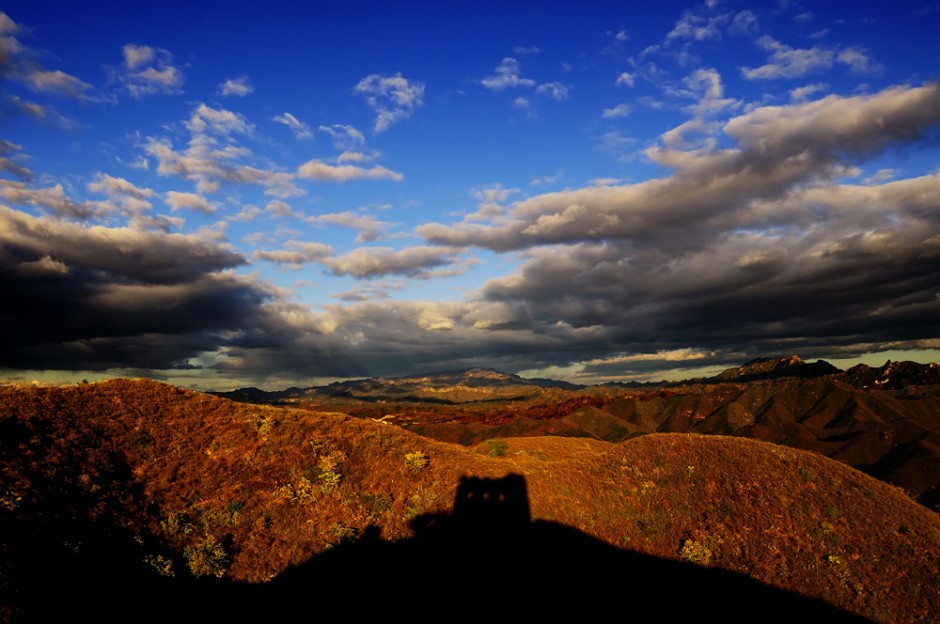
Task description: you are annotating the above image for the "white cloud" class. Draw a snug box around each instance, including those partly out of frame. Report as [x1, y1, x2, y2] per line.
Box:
[297, 160, 403, 182]
[220, 76, 253, 97]
[615, 72, 635, 87]
[789, 83, 828, 102]
[318, 124, 366, 150]
[24, 70, 93, 98]
[273, 112, 313, 139]
[305, 210, 390, 242]
[536, 81, 569, 100]
[602, 103, 632, 119]
[187, 103, 253, 136]
[337, 150, 379, 164]
[145, 107, 303, 198]
[0, 180, 96, 219]
[252, 241, 334, 270]
[165, 191, 216, 214]
[681, 68, 739, 116]
[666, 10, 730, 43]
[354, 72, 425, 132]
[119, 44, 183, 97]
[322, 245, 465, 279]
[741, 36, 833, 80]
[265, 199, 302, 218]
[482, 57, 536, 90]
[837, 47, 882, 75]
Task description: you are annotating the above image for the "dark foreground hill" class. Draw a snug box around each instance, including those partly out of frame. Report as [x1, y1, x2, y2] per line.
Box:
[1, 379, 938, 622]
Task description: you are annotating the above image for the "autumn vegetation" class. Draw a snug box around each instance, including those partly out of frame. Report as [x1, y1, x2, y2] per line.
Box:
[1, 368, 939, 622]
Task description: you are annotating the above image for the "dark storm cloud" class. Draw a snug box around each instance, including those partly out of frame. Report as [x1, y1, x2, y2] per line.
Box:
[0, 205, 275, 370]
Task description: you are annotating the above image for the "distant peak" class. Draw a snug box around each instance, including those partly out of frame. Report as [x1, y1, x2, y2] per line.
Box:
[715, 355, 837, 382]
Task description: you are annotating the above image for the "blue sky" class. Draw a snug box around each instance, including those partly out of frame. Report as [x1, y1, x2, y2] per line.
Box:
[2, 1, 939, 389]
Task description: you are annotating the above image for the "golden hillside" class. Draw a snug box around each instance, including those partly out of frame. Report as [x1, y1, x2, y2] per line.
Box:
[2, 379, 937, 622]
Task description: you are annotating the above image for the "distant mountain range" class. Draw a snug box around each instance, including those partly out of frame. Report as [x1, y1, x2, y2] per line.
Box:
[216, 354, 940, 404]
[215, 356, 940, 510]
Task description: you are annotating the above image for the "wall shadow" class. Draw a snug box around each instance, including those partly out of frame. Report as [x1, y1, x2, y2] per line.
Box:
[5, 469, 874, 623]
[238, 474, 872, 622]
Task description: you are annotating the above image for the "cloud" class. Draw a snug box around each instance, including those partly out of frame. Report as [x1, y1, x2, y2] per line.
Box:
[187, 103, 253, 136]
[318, 124, 365, 150]
[297, 159, 403, 182]
[602, 103, 632, 119]
[615, 72, 635, 87]
[0, 204, 279, 371]
[145, 104, 303, 198]
[665, 10, 730, 43]
[273, 112, 313, 139]
[0, 180, 97, 219]
[420, 83, 940, 252]
[252, 240, 333, 270]
[165, 191, 216, 214]
[24, 70, 93, 98]
[86, 173, 155, 218]
[789, 83, 828, 102]
[0, 140, 32, 180]
[481, 57, 536, 90]
[265, 199, 301, 218]
[354, 72, 425, 132]
[322, 245, 465, 279]
[220, 75, 253, 97]
[741, 36, 833, 80]
[118, 44, 183, 98]
[337, 150, 379, 164]
[305, 210, 391, 242]
[680, 68, 739, 116]
[406, 83, 940, 375]
[0, 11, 96, 112]
[837, 47, 883, 75]
[535, 81, 569, 100]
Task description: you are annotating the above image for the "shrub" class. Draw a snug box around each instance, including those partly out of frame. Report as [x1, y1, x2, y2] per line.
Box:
[486, 439, 509, 457]
[679, 538, 713, 566]
[404, 451, 430, 474]
[144, 553, 175, 577]
[183, 535, 230, 578]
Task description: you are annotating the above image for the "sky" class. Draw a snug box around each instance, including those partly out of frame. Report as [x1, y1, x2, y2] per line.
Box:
[1, 0, 939, 390]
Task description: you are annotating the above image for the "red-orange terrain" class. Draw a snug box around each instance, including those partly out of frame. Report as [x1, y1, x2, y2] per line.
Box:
[1, 357, 938, 622]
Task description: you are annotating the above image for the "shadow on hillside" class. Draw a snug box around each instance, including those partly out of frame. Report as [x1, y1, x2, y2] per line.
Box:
[5, 468, 874, 622]
[240, 474, 871, 622]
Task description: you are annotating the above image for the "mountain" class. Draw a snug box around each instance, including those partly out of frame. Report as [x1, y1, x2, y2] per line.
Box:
[1, 379, 937, 622]
[214, 367, 581, 406]
[713, 354, 842, 382]
[842, 360, 940, 390]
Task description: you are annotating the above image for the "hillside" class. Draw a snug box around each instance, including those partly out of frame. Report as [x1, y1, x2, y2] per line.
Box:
[1, 379, 938, 622]
[216, 357, 940, 509]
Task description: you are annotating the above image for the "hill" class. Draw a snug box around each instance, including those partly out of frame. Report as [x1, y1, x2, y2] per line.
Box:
[1, 379, 938, 622]
[215, 357, 940, 509]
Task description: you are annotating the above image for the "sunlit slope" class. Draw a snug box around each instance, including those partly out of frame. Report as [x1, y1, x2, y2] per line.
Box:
[2, 379, 937, 622]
